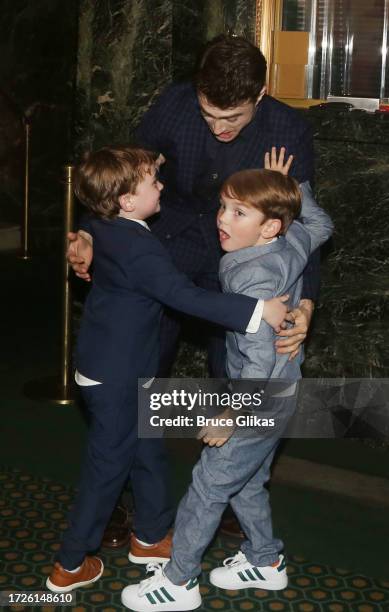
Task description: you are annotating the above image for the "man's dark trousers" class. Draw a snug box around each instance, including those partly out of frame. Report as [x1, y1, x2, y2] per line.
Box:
[156, 224, 227, 378]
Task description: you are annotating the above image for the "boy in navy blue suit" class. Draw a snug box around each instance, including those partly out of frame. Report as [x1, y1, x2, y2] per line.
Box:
[46, 146, 286, 593]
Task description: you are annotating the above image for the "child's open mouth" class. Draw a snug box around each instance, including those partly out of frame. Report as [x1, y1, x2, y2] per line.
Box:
[218, 228, 230, 242]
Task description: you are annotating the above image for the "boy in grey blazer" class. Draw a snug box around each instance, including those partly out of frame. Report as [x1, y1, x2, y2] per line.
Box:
[122, 156, 333, 612]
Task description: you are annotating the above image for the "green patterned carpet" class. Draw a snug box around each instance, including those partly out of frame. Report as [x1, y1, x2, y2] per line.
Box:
[1, 467, 388, 612]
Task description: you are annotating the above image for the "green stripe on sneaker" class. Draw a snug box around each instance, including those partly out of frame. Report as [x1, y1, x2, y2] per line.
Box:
[277, 558, 286, 572]
[252, 567, 265, 580]
[186, 578, 198, 591]
[160, 587, 175, 602]
[238, 571, 249, 582]
[146, 593, 156, 604]
[245, 569, 257, 581]
[153, 590, 165, 603]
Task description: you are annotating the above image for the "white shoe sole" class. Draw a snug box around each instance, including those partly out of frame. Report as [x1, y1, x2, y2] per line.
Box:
[128, 552, 170, 565]
[121, 592, 202, 611]
[46, 562, 104, 593]
[209, 573, 288, 591]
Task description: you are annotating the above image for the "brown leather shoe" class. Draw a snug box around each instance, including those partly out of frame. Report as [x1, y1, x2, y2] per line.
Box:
[46, 556, 104, 592]
[101, 504, 132, 550]
[128, 531, 172, 564]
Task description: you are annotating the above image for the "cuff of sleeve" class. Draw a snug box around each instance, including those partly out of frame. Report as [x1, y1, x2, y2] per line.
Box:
[301, 290, 318, 302]
[75, 370, 102, 386]
[246, 299, 264, 333]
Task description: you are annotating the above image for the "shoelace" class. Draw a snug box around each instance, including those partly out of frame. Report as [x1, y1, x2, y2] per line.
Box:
[223, 551, 247, 568]
[138, 563, 165, 596]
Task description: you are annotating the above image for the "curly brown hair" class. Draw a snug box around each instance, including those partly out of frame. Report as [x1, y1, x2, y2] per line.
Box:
[74, 146, 158, 219]
[195, 35, 267, 109]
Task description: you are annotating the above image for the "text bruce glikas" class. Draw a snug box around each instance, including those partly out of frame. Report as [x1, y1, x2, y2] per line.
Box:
[149, 414, 275, 427]
[149, 389, 264, 411]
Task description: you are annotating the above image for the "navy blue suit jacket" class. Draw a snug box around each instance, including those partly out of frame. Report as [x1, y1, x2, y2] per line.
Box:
[76, 217, 257, 384]
[136, 83, 319, 299]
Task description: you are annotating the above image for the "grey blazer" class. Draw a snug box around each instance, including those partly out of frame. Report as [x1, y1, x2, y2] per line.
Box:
[219, 182, 334, 381]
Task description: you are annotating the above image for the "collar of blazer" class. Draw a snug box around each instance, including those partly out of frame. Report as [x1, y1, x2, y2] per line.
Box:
[110, 216, 151, 231]
[219, 236, 284, 273]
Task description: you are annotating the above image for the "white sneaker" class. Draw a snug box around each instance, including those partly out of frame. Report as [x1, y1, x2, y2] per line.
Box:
[121, 563, 202, 611]
[209, 551, 287, 591]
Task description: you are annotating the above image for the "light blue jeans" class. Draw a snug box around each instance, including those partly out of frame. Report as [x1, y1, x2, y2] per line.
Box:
[165, 396, 294, 584]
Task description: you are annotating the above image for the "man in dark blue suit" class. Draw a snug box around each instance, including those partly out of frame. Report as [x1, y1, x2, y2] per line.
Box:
[67, 34, 318, 545]
[135, 35, 317, 376]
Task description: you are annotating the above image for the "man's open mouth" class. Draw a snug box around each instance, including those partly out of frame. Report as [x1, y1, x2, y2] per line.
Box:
[216, 132, 234, 140]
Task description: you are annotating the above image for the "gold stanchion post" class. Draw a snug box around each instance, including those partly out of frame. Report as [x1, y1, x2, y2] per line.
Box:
[19, 120, 32, 260]
[24, 165, 75, 405]
[61, 165, 75, 396]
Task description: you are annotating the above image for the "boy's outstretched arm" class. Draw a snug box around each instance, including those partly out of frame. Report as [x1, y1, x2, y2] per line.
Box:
[277, 181, 333, 358]
[294, 181, 334, 253]
[265, 146, 315, 357]
[66, 225, 289, 330]
[131, 240, 260, 334]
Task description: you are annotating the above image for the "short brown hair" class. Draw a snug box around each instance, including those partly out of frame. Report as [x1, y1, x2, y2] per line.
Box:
[74, 146, 158, 219]
[195, 35, 267, 109]
[221, 169, 301, 234]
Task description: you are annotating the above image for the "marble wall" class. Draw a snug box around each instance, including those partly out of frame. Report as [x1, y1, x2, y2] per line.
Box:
[76, 0, 257, 148]
[302, 109, 389, 379]
[172, 0, 256, 80]
[76, 0, 173, 154]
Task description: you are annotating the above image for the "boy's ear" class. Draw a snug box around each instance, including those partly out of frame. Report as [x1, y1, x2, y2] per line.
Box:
[118, 193, 135, 212]
[262, 218, 282, 239]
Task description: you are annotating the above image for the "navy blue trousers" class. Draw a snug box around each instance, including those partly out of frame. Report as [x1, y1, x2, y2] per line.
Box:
[58, 382, 174, 569]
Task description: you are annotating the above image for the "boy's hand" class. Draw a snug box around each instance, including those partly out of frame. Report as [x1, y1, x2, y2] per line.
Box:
[67, 230, 94, 281]
[264, 146, 294, 176]
[275, 299, 314, 359]
[155, 153, 166, 168]
[197, 408, 236, 447]
[263, 295, 289, 332]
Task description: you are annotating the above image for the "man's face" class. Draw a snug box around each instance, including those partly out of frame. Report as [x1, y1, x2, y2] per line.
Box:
[198, 91, 265, 142]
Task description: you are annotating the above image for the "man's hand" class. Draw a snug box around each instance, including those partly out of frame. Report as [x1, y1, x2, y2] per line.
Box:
[263, 295, 289, 332]
[197, 408, 236, 447]
[275, 299, 314, 360]
[67, 230, 94, 281]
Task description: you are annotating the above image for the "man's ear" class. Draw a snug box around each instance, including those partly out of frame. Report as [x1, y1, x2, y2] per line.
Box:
[118, 193, 135, 212]
[255, 86, 267, 106]
[262, 218, 282, 239]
